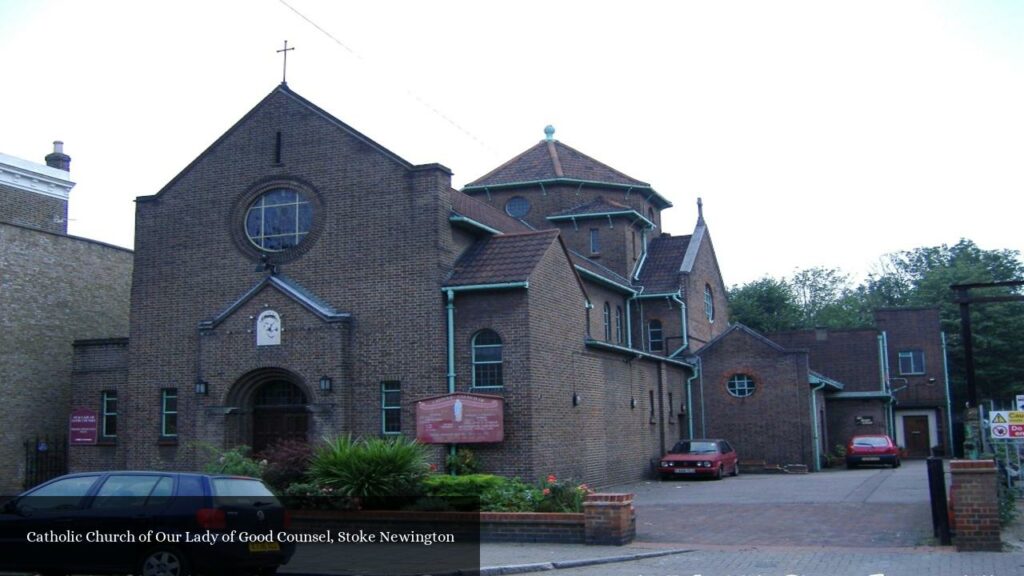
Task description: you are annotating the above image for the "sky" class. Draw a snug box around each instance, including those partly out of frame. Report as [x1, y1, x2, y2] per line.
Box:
[2, 0, 1022, 286]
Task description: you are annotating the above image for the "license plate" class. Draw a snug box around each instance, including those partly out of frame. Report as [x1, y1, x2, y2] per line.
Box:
[248, 542, 280, 552]
[862, 457, 880, 461]
[674, 468, 695, 474]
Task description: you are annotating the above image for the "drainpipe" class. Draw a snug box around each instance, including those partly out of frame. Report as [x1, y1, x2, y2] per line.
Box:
[698, 356, 706, 437]
[685, 358, 700, 439]
[445, 290, 456, 393]
[669, 295, 688, 357]
[810, 381, 826, 471]
[878, 332, 894, 436]
[942, 331, 955, 455]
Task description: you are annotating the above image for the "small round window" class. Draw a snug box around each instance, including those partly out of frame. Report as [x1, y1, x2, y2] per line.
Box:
[245, 188, 312, 252]
[505, 196, 530, 218]
[727, 374, 756, 398]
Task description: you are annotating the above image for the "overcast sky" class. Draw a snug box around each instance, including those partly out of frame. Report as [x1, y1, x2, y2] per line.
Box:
[2, 0, 1022, 286]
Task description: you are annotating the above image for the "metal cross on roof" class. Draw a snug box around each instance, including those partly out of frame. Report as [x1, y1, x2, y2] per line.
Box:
[277, 40, 295, 84]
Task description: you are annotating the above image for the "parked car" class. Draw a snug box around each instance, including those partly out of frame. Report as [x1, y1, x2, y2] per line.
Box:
[0, 471, 295, 576]
[846, 434, 901, 468]
[657, 439, 739, 480]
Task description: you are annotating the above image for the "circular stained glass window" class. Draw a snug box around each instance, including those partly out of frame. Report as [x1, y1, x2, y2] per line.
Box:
[727, 374, 756, 398]
[245, 188, 312, 252]
[505, 196, 530, 218]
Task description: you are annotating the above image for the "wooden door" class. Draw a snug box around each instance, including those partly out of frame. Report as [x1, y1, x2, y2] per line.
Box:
[904, 415, 931, 458]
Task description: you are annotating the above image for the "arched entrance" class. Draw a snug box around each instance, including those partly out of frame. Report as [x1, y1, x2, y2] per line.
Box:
[226, 368, 310, 453]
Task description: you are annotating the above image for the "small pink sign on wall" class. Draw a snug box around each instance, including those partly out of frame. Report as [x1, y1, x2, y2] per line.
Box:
[69, 408, 98, 445]
[416, 393, 504, 444]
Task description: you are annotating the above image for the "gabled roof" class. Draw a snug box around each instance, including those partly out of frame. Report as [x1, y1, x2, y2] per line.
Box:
[450, 190, 532, 234]
[697, 323, 796, 357]
[636, 235, 691, 293]
[569, 250, 638, 294]
[547, 197, 656, 228]
[199, 274, 350, 328]
[463, 139, 672, 209]
[444, 229, 561, 288]
[141, 84, 450, 202]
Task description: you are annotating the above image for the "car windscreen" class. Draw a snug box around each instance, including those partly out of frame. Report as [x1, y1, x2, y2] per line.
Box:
[211, 478, 278, 505]
[852, 437, 889, 447]
[669, 441, 719, 454]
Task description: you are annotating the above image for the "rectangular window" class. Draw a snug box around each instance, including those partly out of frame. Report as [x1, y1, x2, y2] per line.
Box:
[898, 350, 925, 375]
[589, 228, 600, 254]
[161, 389, 178, 437]
[381, 381, 401, 435]
[101, 391, 117, 438]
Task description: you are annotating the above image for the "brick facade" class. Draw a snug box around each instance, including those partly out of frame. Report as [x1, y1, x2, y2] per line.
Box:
[0, 220, 131, 492]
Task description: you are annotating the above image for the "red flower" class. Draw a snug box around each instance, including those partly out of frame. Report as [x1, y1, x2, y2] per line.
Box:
[543, 488, 551, 495]
[546, 474, 557, 484]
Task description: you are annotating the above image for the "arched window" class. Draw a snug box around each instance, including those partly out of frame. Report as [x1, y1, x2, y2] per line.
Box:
[603, 303, 612, 341]
[704, 284, 715, 322]
[648, 320, 663, 352]
[615, 306, 624, 344]
[727, 374, 756, 398]
[472, 329, 503, 387]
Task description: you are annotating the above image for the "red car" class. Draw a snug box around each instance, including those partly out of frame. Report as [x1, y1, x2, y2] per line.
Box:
[846, 434, 901, 468]
[658, 439, 739, 480]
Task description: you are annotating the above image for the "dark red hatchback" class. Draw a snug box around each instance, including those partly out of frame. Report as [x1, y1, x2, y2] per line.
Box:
[658, 439, 739, 480]
[846, 434, 901, 468]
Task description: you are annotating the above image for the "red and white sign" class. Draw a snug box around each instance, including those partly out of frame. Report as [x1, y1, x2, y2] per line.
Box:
[990, 411, 1024, 439]
[69, 408, 99, 445]
[416, 393, 504, 444]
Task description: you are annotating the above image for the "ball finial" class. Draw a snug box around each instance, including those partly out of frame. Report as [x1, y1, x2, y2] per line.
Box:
[544, 125, 556, 141]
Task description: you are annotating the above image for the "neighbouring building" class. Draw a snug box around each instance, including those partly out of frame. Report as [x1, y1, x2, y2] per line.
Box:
[0, 144, 133, 492]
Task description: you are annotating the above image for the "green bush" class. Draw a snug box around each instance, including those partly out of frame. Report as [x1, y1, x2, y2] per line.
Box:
[422, 474, 505, 497]
[280, 481, 354, 511]
[535, 474, 591, 513]
[198, 444, 266, 478]
[309, 435, 429, 509]
[480, 478, 542, 512]
[446, 448, 481, 475]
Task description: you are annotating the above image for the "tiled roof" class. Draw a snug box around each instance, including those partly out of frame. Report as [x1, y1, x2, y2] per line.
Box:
[465, 140, 650, 189]
[636, 235, 691, 293]
[450, 190, 532, 233]
[550, 196, 635, 218]
[444, 230, 560, 287]
[569, 250, 637, 292]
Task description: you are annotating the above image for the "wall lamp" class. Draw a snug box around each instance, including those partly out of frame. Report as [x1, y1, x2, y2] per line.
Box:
[572, 392, 581, 407]
[319, 375, 333, 393]
[194, 380, 209, 395]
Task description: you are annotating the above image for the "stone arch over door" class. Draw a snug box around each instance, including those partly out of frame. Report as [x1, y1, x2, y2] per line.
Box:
[225, 368, 310, 453]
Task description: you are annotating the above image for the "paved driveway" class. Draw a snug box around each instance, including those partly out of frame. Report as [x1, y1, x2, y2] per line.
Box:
[610, 460, 934, 548]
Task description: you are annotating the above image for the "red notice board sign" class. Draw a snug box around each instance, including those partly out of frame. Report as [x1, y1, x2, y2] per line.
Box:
[69, 408, 98, 445]
[416, 393, 504, 444]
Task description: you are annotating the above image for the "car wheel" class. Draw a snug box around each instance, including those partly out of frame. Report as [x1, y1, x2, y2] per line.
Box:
[731, 462, 739, 477]
[714, 465, 723, 480]
[139, 547, 191, 576]
[894, 458, 901, 468]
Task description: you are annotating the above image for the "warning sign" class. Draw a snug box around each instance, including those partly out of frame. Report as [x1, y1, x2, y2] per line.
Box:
[990, 412, 1024, 438]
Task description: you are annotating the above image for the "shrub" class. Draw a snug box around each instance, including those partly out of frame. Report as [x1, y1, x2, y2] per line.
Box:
[480, 478, 542, 512]
[446, 448, 481, 475]
[258, 439, 314, 492]
[280, 482, 354, 511]
[198, 444, 266, 478]
[535, 474, 592, 513]
[421, 473, 504, 511]
[309, 435, 429, 509]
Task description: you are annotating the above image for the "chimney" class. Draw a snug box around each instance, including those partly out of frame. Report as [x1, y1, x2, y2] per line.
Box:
[45, 140, 71, 172]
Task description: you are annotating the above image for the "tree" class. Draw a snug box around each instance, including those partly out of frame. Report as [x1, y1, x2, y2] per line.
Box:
[790, 266, 872, 328]
[727, 277, 802, 333]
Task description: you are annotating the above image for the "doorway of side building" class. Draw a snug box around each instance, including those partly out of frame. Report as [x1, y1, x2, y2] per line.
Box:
[898, 412, 933, 458]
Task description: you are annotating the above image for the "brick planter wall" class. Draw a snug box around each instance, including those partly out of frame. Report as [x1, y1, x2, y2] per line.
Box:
[289, 493, 635, 546]
[950, 459, 1001, 552]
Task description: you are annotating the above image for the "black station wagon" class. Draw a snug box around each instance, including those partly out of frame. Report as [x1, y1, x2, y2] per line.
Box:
[0, 471, 294, 576]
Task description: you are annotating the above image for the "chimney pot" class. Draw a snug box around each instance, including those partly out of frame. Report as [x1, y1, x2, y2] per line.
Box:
[45, 140, 71, 172]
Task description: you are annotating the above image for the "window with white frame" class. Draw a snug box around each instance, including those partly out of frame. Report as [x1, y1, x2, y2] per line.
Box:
[590, 228, 600, 254]
[704, 284, 715, 322]
[898, 350, 925, 375]
[615, 305, 624, 344]
[472, 330, 503, 387]
[101, 391, 117, 439]
[603, 303, 612, 341]
[727, 374, 756, 398]
[161, 389, 177, 437]
[648, 319, 663, 351]
[381, 381, 401, 434]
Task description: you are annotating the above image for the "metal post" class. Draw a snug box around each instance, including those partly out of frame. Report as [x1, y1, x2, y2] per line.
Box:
[927, 457, 952, 545]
